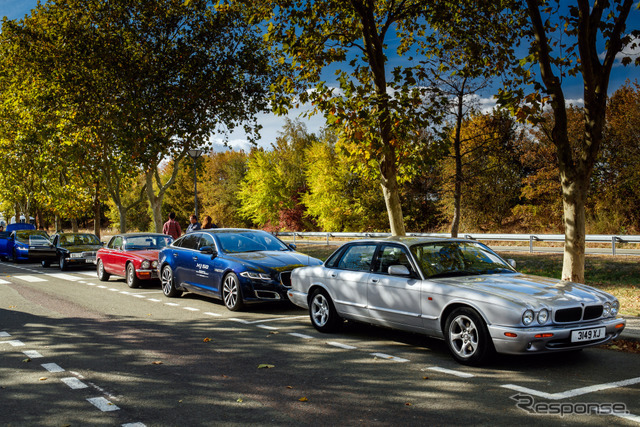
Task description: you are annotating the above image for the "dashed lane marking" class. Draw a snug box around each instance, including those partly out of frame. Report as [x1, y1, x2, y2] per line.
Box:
[184, 307, 200, 312]
[0, 340, 25, 347]
[42, 363, 65, 373]
[327, 341, 357, 350]
[87, 397, 120, 412]
[257, 325, 278, 331]
[371, 352, 410, 363]
[289, 332, 314, 339]
[45, 273, 82, 281]
[61, 377, 89, 390]
[502, 376, 640, 400]
[204, 312, 222, 317]
[164, 302, 179, 306]
[148, 299, 162, 302]
[13, 275, 47, 283]
[22, 350, 43, 358]
[229, 318, 251, 324]
[0, 279, 10, 284]
[0, 331, 10, 337]
[426, 367, 475, 378]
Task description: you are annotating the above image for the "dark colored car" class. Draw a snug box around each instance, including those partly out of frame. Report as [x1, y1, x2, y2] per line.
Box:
[157, 229, 323, 311]
[0, 224, 52, 262]
[96, 233, 173, 288]
[41, 232, 103, 270]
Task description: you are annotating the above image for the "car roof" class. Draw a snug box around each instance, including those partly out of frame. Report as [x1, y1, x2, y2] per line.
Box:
[113, 233, 169, 238]
[344, 236, 474, 245]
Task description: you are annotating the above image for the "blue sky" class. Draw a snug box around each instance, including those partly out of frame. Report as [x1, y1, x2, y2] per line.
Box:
[2, 0, 639, 151]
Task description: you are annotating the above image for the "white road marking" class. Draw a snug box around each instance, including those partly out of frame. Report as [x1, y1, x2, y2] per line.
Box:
[248, 315, 308, 324]
[613, 412, 640, 423]
[184, 307, 200, 312]
[257, 325, 278, 330]
[289, 332, 314, 339]
[164, 302, 179, 306]
[120, 291, 132, 295]
[85, 283, 96, 286]
[14, 275, 47, 283]
[41, 363, 65, 373]
[204, 312, 221, 317]
[427, 367, 475, 378]
[61, 377, 89, 389]
[0, 340, 25, 347]
[22, 350, 43, 358]
[327, 341, 357, 350]
[502, 376, 640, 400]
[97, 285, 107, 289]
[229, 318, 251, 324]
[148, 299, 162, 302]
[87, 397, 120, 412]
[122, 423, 147, 427]
[78, 271, 98, 276]
[132, 295, 146, 299]
[0, 279, 10, 284]
[45, 273, 82, 281]
[0, 331, 10, 337]
[109, 288, 119, 292]
[371, 352, 410, 363]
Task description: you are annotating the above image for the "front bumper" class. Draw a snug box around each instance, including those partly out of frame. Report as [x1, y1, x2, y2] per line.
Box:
[136, 269, 159, 280]
[489, 317, 626, 354]
[287, 289, 308, 309]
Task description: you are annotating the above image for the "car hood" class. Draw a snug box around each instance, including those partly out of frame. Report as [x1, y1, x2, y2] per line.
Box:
[125, 249, 161, 259]
[429, 273, 614, 308]
[61, 245, 102, 253]
[226, 251, 321, 273]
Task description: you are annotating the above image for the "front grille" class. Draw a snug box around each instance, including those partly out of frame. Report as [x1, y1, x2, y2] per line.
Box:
[554, 307, 582, 323]
[554, 305, 604, 323]
[280, 271, 292, 288]
[584, 305, 603, 320]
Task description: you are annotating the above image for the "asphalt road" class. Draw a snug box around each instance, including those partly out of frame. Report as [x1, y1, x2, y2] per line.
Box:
[1, 261, 639, 426]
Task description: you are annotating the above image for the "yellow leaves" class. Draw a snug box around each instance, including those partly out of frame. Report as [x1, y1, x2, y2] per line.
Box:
[298, 397, 308, 402]
[39, 377, 47, 381]
[203, 337, 211, 342]
[257, 364, 275, 369]
[152, 361, 163, 365]
[22, 358, 31, 363]
[236, 397, 244, 403]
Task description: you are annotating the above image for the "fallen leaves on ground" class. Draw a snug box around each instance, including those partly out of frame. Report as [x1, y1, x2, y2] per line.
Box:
[203, 337, 211, 342]
[298, 397, 308, 402]
[39, 377, 47, 381]
[22, 358, 31, 363]
[258, 364, 275, 369]
[152, 361, 164, 365]
[599, 339, 640, 354]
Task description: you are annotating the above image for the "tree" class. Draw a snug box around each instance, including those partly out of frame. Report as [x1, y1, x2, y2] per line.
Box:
[501, 0, 639, 282]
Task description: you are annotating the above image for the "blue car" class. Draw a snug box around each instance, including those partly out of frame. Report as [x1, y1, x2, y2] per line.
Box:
[0, 223, 52, 262]
[158, 229, 322, 311]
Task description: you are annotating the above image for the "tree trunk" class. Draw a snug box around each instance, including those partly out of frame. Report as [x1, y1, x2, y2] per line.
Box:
[145, 157, 184, 233]
[55, 215, 63, 232]
[117, 205, 128, 233]
[561, 175, 587, 283]
[379, 148, 405, 236]
[71, 218, 79, 232]
[93, 183, 101, 238]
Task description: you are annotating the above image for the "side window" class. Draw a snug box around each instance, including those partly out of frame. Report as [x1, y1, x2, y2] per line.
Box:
[336, 244, 376, 272]
[375, 245, 413, 275]
[181, 234, 199, 250]
[197, 234, 215, 250]
[108, 236, 123, 250]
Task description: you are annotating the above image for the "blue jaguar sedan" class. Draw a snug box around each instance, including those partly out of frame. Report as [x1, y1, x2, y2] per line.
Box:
[157, 229, 322, 311]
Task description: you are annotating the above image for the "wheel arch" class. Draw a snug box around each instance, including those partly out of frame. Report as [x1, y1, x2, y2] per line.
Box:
[439, 302, 490, 335]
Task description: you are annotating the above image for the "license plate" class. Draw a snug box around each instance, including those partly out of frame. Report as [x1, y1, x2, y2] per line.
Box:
[571, 327, 605, 342]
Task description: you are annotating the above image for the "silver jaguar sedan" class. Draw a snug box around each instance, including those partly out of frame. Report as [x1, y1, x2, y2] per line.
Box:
[288, 237, 626, 365]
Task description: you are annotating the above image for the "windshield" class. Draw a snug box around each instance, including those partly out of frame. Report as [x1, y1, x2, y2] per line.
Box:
[15, 231, 50, 245]
[59, 233, 101, 247]
[410, 241, 515, 278]
[218, 231, 289, 253]
[124, 235, 173, 250]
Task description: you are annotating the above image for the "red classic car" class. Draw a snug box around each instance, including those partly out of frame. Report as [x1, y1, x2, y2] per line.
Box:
[96, 233, 173, 288]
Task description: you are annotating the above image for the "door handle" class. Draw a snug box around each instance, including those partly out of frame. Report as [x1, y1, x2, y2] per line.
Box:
[330, 273, 337, 278]
[192, 256, 198, 261]
[173, 253, 178, 258]
[371, 278, 379, 283]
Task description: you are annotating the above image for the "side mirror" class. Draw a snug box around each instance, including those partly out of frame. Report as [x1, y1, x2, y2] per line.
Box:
[288, 243, 297, 250]
[507, 259, 517, 269]
[388, 265, 411, 276]
[200, 246, 217, 257]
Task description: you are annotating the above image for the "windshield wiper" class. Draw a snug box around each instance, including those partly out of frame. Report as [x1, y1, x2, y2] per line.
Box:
[428, 271, 478, 279]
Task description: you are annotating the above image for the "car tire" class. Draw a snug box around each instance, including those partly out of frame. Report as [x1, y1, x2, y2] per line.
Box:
[97, 259, 110, 281]
[12, 247, 19, 263]
[222, 273, 243, 311]
[126, 262, 140, 288]
[59, 255, 67, 271]
[444, 307, 494, 366]
[161, 264, 182, 297]
[309, 288, 342, 333]
[41, 260, 50, 268]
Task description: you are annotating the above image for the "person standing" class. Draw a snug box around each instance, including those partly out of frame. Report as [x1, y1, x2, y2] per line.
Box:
[163, 212, 182, 239]
[186, 214, 201, 233]
[202, 215, 218, 229]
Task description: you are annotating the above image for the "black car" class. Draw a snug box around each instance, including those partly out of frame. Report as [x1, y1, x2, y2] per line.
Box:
[41, 232, 103, 270]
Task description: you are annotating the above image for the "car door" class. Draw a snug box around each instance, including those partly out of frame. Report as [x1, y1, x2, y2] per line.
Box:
[190, 233, 219, 293]
[367, 244, 423, 330]
[325, 243, 376, 321]
[172, 233, 200, 286]
[102, 236, 123, 274]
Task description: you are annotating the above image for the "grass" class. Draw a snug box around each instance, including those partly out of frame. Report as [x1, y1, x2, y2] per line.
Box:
[296, 244, 640, 317]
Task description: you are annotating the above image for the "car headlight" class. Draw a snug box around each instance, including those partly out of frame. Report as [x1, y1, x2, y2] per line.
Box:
[603, 302, 611, 317]
[141, 260, 151, 269]
[522, 309, 534, 326]
[152, 260, 158, 268]
[611, 300, 619, 316]
[240, 271, 271, 280]
[537, 309, 549, 324]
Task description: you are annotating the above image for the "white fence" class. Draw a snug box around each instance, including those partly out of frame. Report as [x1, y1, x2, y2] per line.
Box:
[275, 232, 640, 256]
